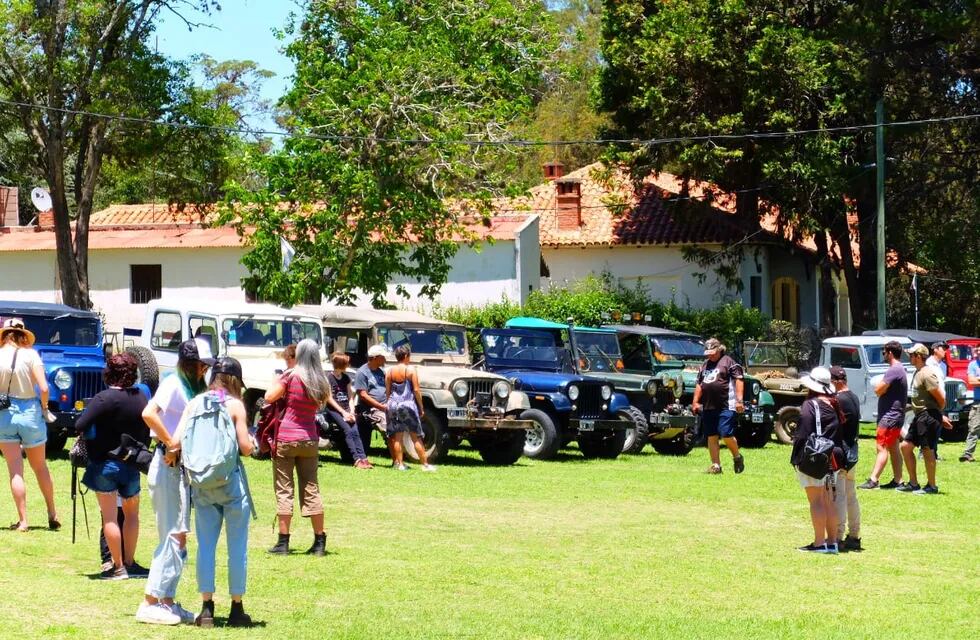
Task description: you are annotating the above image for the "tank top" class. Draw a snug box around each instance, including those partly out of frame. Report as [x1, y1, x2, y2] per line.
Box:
[387, 366, 419, 418]
[277, 375, 320, 443]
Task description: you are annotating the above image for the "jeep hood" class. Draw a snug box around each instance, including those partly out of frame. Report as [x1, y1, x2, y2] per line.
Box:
[488, 368, 584, 392]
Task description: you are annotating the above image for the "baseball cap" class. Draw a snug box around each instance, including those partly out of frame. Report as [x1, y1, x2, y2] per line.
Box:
[906, 343, 929, 357]
[210, 356, 243, 381]
[367, 343, 390, 358]
[178, 338, 217, 366]
[703, 338, 724, 356]
[828, 365, 848, 381]
[930, 341, 948, 350]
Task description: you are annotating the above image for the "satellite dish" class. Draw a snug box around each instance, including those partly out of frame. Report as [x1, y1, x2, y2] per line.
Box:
[31, 188, 52, 212]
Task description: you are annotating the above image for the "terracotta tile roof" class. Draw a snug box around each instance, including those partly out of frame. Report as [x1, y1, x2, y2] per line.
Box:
[89, 203, 219, 226]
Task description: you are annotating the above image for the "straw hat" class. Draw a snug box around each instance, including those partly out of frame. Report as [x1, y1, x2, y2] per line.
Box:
[800, 366, 833, 395]
[0, 318, 35, 347]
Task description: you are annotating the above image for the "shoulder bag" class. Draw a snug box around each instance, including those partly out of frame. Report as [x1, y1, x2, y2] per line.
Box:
[254, 375, 289, 460]
[0, 349, 19, 411]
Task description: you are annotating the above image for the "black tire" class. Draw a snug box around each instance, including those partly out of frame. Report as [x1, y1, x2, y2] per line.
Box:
[520, 408, 561, 459]
[476, 431, 525, 466]
[401, 407, 450, 464]
[619, 406, 649, 454]
[738, 417, 773, 449]
[774, 406, 802, 444]
[125, 345, 159, 393]
[45, 432, 68, 458]
[578, 429, 627, 459]
[651, 427, 696, 456]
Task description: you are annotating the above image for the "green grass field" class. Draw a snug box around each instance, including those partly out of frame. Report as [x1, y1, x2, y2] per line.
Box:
[0, 432, 978, 639]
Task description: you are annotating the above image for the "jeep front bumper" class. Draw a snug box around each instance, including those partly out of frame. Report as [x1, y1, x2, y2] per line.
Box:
[445, 407, 531, 430]
[569, 418, 624, 432]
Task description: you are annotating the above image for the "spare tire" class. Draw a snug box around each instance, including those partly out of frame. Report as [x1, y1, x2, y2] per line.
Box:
[125, 345, 159, 393]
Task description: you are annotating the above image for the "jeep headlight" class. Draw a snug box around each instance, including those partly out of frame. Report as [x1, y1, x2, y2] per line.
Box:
[672, 377, 684, 399]
[492, 380, 511, 399]
[752, 381, 761, 398]
[451, 380, 469, 399]
[601, 385, 612, 400]
[646, 380, 658, 396]
[567, 384, 580, 401]
[54, 369, 73, 390]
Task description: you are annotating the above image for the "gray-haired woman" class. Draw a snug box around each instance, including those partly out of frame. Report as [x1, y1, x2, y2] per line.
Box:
[264, 338, 330, 556]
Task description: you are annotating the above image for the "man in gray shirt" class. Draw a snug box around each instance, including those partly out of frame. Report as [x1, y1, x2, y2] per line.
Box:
[353, 344, 389, 447]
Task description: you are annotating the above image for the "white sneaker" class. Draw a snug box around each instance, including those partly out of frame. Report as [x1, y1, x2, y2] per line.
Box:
[393, 462, 409, 471]
[421, 464, 437, 472]
[170, 602, 197, 624]
[135, 602, 181, 626]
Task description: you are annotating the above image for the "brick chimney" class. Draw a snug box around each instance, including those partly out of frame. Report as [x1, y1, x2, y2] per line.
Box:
[542, 161, 564, 182]
[556, 178, 582, 231]
[0, 186, 17, 227]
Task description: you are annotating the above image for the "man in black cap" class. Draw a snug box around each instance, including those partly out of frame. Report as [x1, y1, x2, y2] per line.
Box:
[926, 341, 948, 381]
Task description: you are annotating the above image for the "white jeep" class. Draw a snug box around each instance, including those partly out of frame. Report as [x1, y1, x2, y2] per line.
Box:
[127, 299, 327, 422]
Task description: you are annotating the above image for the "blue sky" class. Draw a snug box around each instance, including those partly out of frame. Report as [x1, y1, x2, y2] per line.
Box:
[154, 0, 297, 130]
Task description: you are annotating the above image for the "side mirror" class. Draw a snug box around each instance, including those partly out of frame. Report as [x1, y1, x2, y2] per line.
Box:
[220, 330, 230, 345]
[323, 336, 334, 353]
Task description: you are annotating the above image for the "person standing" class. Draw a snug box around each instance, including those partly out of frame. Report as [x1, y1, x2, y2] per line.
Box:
[353, 344, 390, 450]
[136, 338, 213, 626]
[0, 318, 60, 532]
[899, 343, 949, 494]
[169, 357, 255, 628]
[385, 345, 434, 472]
[324, 353, 372, 469]
[926, 341, 948, 380]
[791, 367, 844, 554]
[829, 366, 862, 552]
[959, 345, 980, 462]
[75, 353, 151, 579]
[859, 341, 908, 490]
[265, 339, 329, 557]
[692, 338, 745, 475]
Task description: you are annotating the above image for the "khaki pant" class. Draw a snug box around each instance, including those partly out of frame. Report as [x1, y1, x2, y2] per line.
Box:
[834, 468, 861, 540]
[962, 404, 980, 458]
[273, 440, 323, 517]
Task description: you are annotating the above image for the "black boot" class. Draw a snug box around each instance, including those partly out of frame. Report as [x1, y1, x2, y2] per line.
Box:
[268, 533, 290, 555]
[306, 532, 327, 557]
[195, 600, 215, 628]
[228, 600, 252, 628]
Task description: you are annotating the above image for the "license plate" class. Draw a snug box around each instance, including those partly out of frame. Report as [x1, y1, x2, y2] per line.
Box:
[447, 408, 468, 420]
[650, 413, 667, 424]
[579, 420, 595, 432]
[751, 413, 764, 424]
[949, 412, 959, 422]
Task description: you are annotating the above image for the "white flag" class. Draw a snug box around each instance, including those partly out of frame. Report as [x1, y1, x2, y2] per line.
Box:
[910, 272, 917, 292]
[280, 236, 296, 272]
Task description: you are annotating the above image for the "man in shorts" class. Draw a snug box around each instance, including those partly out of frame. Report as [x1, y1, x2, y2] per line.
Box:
[859, 340, 908, 490]
[692, 338, 745, 474]
[959, 345, 980, 463]
[353, 344, 389, 440]
[899, 343, 950, 494]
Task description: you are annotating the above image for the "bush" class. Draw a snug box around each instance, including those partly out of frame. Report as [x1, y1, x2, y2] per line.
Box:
[432, 275, 770, 356]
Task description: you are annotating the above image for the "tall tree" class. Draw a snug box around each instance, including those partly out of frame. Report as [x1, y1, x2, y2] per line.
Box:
[226, 0, 558, 306]
[0, 0, 217, 309]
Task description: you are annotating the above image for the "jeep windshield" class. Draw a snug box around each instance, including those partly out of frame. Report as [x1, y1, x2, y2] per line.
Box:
[379, 326, 465, 356]
[0, 313, 99, 346]
[483, 331, 570, 371]
[745, 343, 789, 367]
[222, 317, 322, 347]
[573, 332, 622, 372]
[653, 337, 704, 363]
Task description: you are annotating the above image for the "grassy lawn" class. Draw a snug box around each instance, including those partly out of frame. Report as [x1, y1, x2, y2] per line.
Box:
[0, 431, 978, 639]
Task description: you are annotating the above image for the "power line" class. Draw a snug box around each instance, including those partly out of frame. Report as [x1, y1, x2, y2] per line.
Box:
[2, 97, 980, 148]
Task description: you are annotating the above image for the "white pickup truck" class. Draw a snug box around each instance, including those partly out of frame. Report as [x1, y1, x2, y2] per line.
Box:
[126, 299, 327, 421]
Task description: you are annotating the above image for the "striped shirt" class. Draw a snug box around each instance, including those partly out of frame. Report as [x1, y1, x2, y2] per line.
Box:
[277, 375, 321, 443]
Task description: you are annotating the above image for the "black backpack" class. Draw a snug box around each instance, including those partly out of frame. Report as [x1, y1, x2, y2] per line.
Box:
[798, 400, 836, 480]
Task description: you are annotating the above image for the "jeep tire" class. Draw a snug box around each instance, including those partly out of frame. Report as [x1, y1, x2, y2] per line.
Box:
[475, 431, 525, 466]
[619, 406, 649, 454]
[520, 408, 561, 459]
[125, 345, 159, 393]
[651, 427, 696, 456]
[45, 432, 68, 458]
[737, 417, 773, 448]
[774, 406, 802, 444]
[401, 406, 451, 464]
[578, 429, 626, 459]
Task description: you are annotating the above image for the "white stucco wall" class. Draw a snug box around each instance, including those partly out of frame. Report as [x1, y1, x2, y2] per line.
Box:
[542, 245, 741, 308]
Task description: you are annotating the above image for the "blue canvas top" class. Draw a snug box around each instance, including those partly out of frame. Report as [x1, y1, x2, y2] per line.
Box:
[504, 317, 615, 334]
[0, 300, 98, 319]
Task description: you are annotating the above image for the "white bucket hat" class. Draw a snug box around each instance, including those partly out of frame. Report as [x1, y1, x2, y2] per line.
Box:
[800, 366, 834, 395]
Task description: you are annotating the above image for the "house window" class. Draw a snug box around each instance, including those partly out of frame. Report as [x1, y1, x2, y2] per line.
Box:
[131, 265, 162, 304]
[750, 276, 762, 310]
[772, 277, 800, 325]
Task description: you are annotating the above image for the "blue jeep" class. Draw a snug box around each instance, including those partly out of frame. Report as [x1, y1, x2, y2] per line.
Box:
[480, 328, 630, 459]
[0, 301, 107, 456]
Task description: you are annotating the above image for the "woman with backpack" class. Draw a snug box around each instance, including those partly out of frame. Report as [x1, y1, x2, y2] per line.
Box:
[170, 357, 255, 628]
[385, 345, 435, 472]
[136, 338, 213, 626]
[264, 338, 329, 557]
[791, 366, 845, 554]
[74, 353, 151, 580]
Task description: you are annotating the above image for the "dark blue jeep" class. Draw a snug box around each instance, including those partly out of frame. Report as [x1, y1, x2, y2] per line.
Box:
[480, 328, 630, 460]
[0, 301, 107, 456]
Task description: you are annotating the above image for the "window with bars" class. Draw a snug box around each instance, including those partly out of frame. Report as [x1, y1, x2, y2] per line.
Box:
[130, 265, 162, 304]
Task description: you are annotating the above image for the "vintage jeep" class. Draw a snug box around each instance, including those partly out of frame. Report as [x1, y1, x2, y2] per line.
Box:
[314, 307, 532, 466]
[743, 340, 808, 444]
[0, 301, 108, 456]
[130, 299, 327, 425]
[608, 325, 775, 450]
[479, 328, 630, 459]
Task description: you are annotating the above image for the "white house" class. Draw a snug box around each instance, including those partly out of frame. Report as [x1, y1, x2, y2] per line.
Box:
[0, 199, 540, 335]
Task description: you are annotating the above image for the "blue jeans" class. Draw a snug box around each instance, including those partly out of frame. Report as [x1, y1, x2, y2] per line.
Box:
[145, 448, 191, 599]
[325, 409, 367, 460]
[194, 466, 252, 597]
[0, 397, 47, 448]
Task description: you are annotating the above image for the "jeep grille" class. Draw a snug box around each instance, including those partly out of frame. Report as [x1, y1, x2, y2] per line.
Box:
[945, 381, 962, 412]
[74, 370, 106, 403]
[458, 379, 495, 408]
[574, 383, 604, 420]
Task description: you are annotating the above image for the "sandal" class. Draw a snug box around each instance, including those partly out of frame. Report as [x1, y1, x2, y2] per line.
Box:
[48, 517, 62, 531]
[9, 522, 28, 532]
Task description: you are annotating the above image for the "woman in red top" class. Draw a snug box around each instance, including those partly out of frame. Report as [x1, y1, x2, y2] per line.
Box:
[263, 339, 329, 557]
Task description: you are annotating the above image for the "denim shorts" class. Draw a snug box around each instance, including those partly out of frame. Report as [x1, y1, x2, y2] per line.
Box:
[82, 458, 142, 499]
[700, 409, 737, 438]
[0, 397, 47, 448]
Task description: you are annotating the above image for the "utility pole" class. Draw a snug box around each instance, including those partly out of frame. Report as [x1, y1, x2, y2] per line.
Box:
[876, 99, 886, 330]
